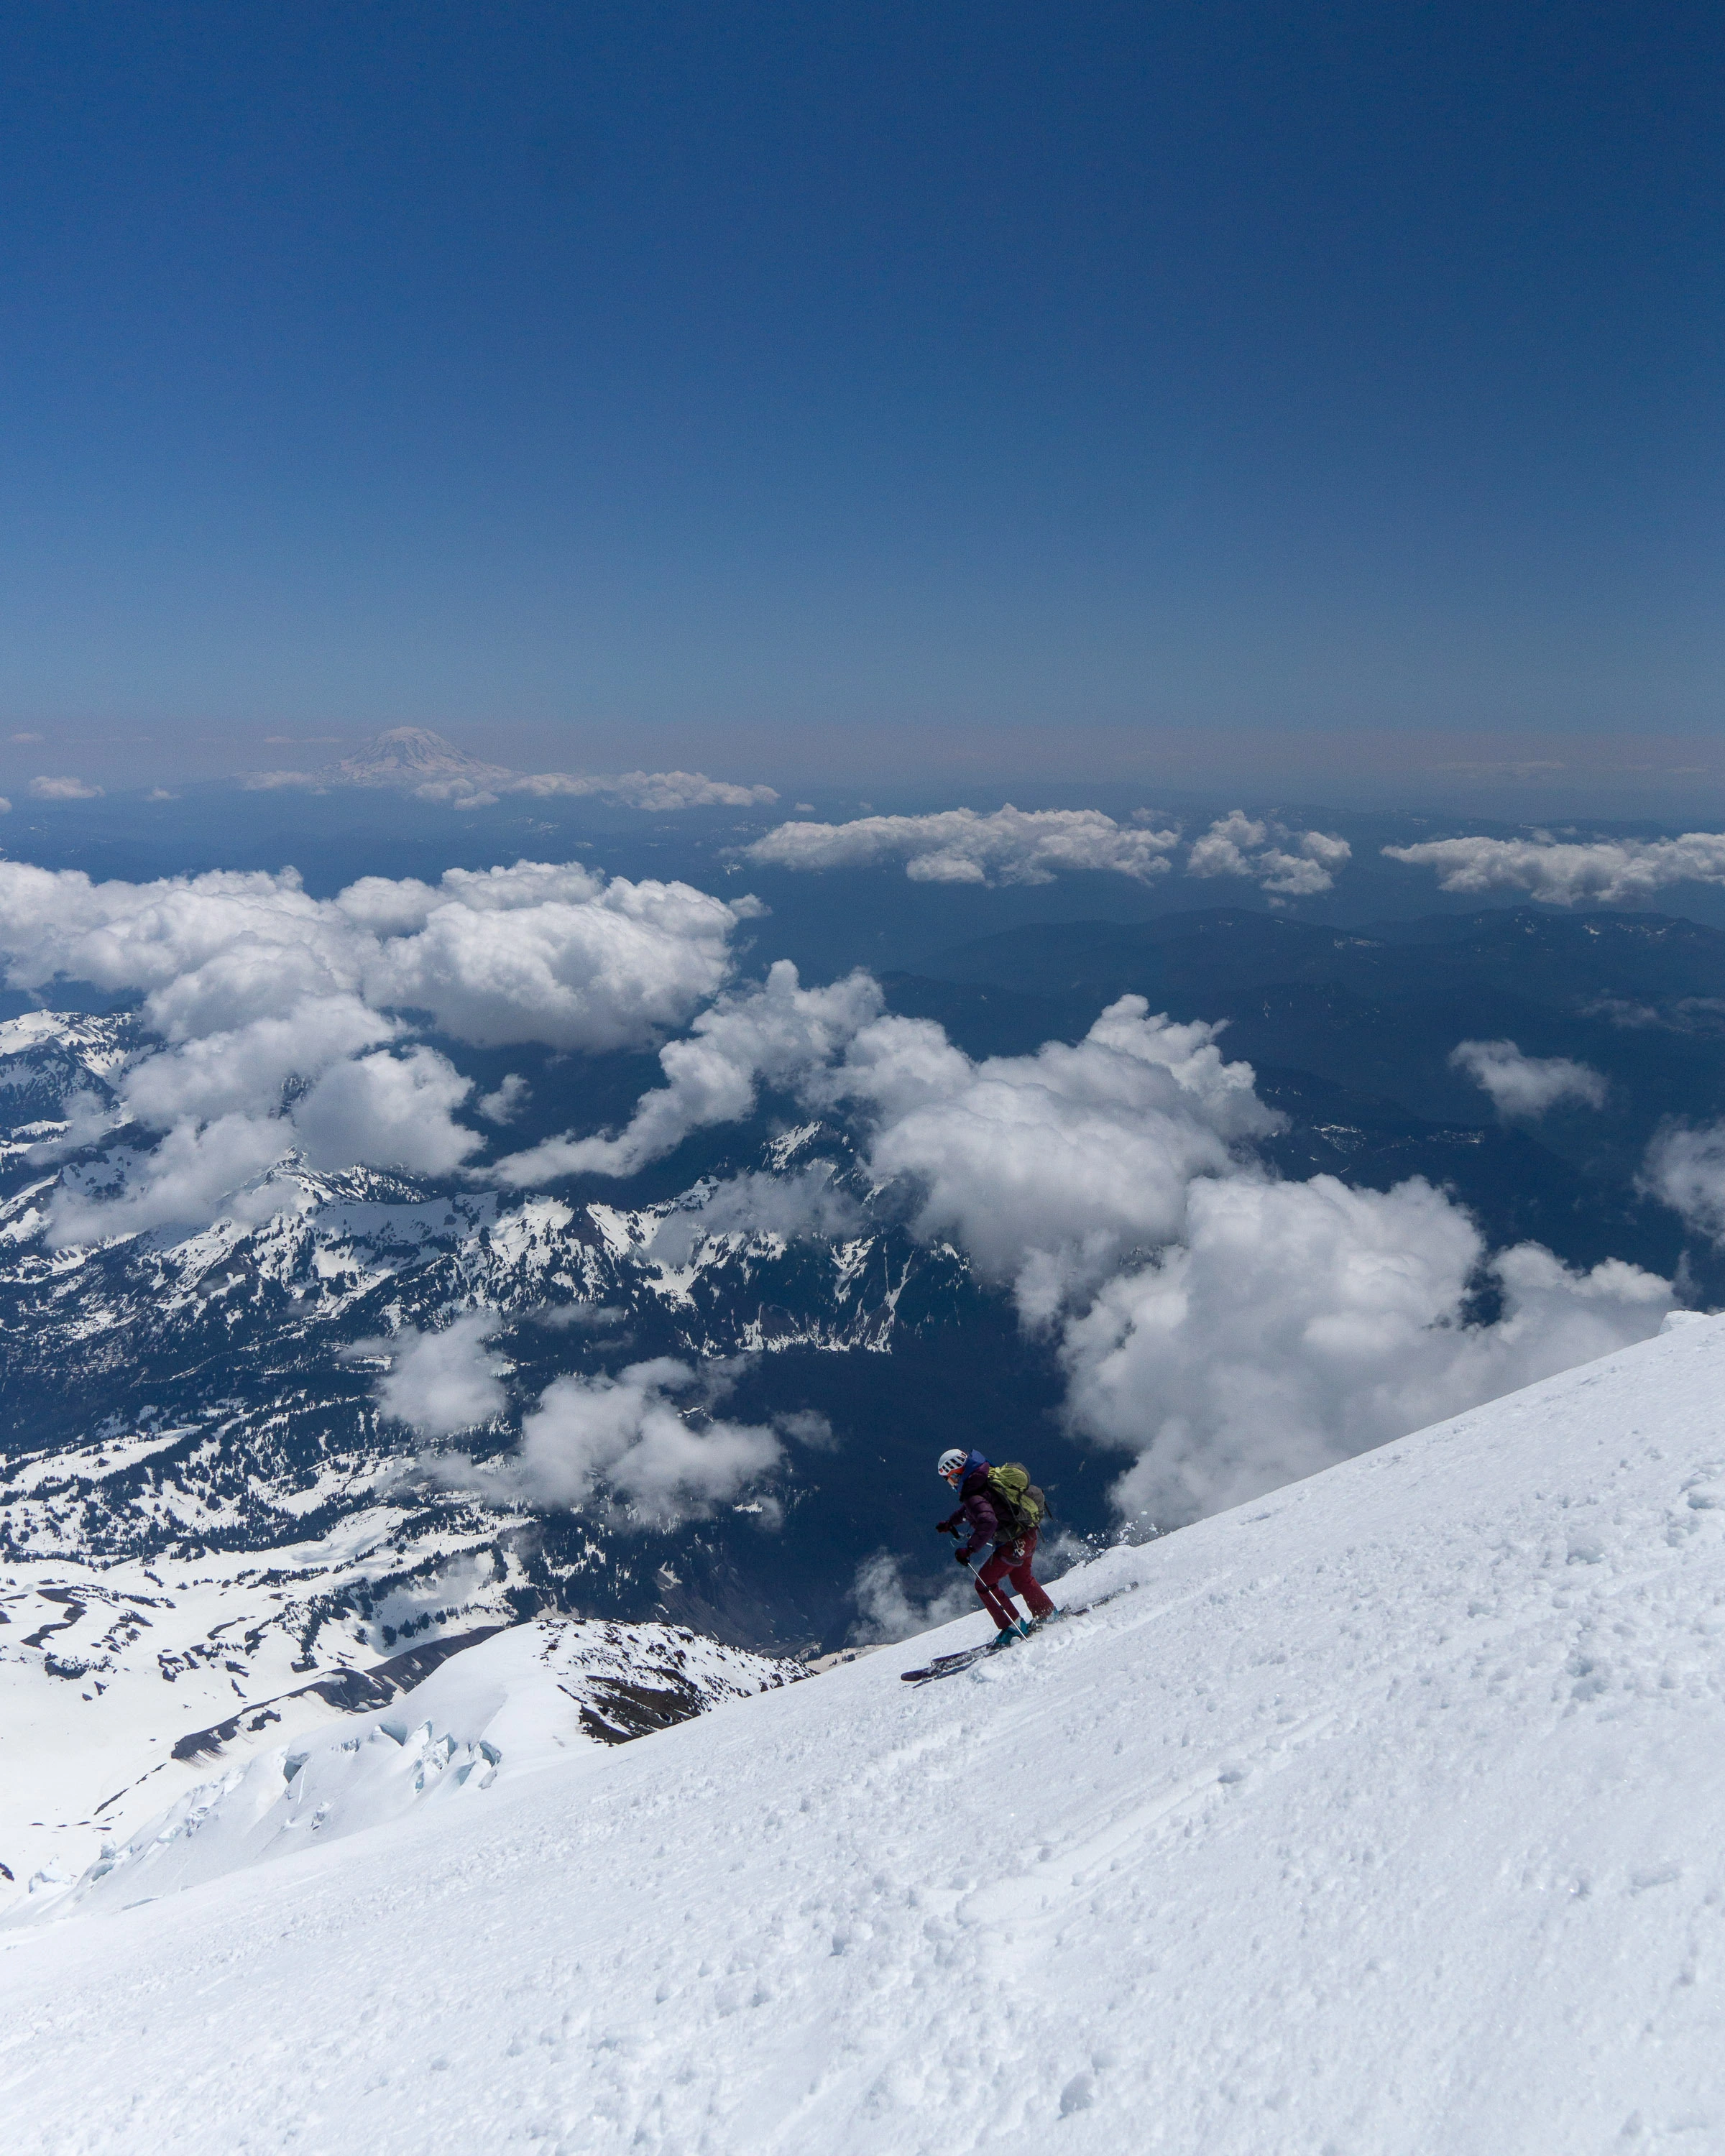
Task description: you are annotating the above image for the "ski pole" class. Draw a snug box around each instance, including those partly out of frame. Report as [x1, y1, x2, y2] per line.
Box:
[943, 1526, 990, 1595]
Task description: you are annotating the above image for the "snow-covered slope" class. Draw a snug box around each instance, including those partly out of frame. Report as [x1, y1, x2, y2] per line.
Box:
[5, 1316, 1724, 2152]
[0, 1508, 537, 1904]
[11, 1618, 796, 1917]
[0, 1579, 791, 1912]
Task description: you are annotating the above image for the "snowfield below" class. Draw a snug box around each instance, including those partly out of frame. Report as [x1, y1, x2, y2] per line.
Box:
[5, 1315, 1725, 2153]
[6, 1617, 795, 1920]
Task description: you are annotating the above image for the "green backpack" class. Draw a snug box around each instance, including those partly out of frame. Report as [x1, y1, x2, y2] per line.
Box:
[986, 1462, 1046, 1541]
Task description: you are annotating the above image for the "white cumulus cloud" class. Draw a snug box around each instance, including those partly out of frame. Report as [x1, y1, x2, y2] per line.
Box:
[362, 867, 741, 1052]
[1187, 811, 1353, 895]
[44, 1041, 482, 1245]
[28, 775, 104, 801]
[0, 857, 751, 1244]
[1641, 1122, 1725, 1247]
[293, 1046, 482, 1176]
[477, 1074, 530, 1124]
[494, 1358, 782, 1527]
[1383, 831, 1725, 906]
[494, 962, 883, 1184]
[49, 1113, 288, 1245]
[121, 995, 397, 1128]
[351, 1312, 509, 1439]
[745, 806, 1181, 886]
[1059, 1173, 1673, 1528]
[832, 998, 1279, 1322]
[746, 801, 1353, 895]
[1449, 1039, 1609, 1118]
[0, 860, 742, 1054]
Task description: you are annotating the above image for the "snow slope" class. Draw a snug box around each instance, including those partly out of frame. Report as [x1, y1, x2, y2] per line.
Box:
[4, 1314, 1725, 2153]
[0, 1506, 536, 1903]
[14, 1616, 794, 1917]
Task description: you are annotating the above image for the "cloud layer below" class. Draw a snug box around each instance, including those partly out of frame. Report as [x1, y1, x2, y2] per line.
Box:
[746, 805, 1182, 885]
[492, 954, 1674, 1528]
[1, 844, 1688, 1539]
[745, 805, 1351, 893]
[1386, 831, 1725, 906]
[242, 726, 776, 812]
[0, 857, 750, 1242]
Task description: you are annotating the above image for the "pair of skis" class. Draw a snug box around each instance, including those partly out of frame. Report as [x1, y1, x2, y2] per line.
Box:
[898, 1585, 1131, 1685]
[898, 1636, 1031, 1685]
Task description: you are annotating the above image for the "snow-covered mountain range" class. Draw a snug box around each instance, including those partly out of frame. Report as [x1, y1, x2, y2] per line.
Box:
[4, 1311, 1721, 2151]
[0, 1007, 979, 1557]
[1, 1003, 990, 1897]
[7, 854, 1717, 1970]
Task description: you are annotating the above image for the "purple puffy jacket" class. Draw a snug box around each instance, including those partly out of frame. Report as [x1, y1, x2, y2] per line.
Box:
[939, 1468, 1006, 1562]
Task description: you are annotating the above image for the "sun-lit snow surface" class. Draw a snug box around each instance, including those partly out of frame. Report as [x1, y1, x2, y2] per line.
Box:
[9, 1618, 794, 1918]
[5, 1318, 1724, 2152]
[0, 1506, 543, 1905]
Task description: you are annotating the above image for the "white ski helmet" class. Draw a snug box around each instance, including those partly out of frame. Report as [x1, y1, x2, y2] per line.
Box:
[937, 1447, 968, 1479]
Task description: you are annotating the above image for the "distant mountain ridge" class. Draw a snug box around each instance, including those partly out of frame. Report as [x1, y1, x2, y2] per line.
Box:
[922, 903, 1725, 1005]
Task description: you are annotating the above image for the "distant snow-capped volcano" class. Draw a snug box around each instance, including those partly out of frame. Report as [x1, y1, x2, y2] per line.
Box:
[243, 726, 777, 810]
[330, 726, 515, 792]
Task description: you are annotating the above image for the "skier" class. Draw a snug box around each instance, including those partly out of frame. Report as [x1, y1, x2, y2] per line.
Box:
[936, 1445, 1056, 1645]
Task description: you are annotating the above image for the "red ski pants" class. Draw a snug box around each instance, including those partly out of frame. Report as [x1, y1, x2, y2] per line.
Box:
[974, 1531, 1055, 1629]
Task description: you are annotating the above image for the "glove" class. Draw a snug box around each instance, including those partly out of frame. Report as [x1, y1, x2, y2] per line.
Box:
[954, 1546, 971, 1567]
[936, 1520, 956, 1536]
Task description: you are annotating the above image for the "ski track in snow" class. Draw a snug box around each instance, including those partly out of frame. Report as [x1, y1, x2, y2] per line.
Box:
[4, 1320, 1725, 2152]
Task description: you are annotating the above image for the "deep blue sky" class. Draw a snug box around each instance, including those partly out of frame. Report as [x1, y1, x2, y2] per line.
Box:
[1, 2, 1719, 804]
